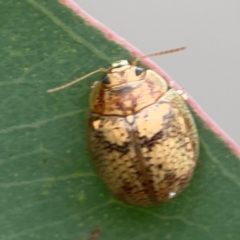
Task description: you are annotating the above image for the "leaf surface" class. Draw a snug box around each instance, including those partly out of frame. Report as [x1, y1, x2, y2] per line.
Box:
[1, 1, 240, 240]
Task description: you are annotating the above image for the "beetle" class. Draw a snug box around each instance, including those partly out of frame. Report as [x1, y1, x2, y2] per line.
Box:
[48, 47, 199, 206]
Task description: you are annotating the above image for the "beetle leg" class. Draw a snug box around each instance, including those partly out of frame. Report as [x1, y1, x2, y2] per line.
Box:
[176, 89, 188, 100]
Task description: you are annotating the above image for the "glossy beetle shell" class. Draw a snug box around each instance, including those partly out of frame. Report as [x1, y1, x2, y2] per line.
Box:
[89, 60, 199, 206]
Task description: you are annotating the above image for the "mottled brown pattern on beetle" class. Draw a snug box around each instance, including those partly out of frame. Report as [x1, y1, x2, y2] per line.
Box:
[93, 129, 130, 157]
[89, 89, 198, 206]
[89, 116, 153, 206]
[94, 78, 158, 114]
[90, 70, 168, 116]
[163, 89, 199, 161]
[139, 130, 164, 152]
[89, 63, 198, 206]
[138, 105, 175, 152]
[136, 98, 196, 202]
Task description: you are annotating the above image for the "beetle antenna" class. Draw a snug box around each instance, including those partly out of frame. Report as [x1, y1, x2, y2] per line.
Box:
[132, 47, 186, 65]
[47, 68, 108, 93]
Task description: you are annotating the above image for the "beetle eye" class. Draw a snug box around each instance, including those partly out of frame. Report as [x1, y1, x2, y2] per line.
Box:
[102, 75, 110, 84]
[135, 67, 144, 76]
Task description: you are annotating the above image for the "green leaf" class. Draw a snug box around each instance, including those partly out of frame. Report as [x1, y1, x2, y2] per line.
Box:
[1, 1, 240, 240]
